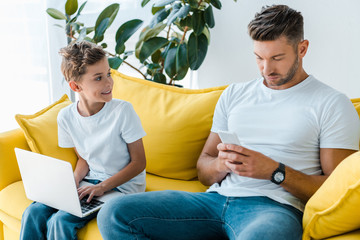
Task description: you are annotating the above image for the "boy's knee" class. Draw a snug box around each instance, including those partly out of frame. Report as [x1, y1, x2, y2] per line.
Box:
[47, 211, 71, 230]
[22, 203, 51, 223]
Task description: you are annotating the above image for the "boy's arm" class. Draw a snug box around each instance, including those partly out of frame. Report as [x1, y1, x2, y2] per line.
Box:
[73, 148, 90, 188]
[78, 138, 146, 202]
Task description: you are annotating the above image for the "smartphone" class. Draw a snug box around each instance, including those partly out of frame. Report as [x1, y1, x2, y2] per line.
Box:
[218, 131, 242, 145]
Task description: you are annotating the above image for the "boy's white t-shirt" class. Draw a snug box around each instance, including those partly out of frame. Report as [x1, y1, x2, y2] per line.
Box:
[57, 99, 146, 194]
[209, 75, 360, 211]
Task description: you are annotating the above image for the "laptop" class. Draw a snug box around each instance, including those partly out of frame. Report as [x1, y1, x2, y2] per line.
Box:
[15, 148, 123, 218]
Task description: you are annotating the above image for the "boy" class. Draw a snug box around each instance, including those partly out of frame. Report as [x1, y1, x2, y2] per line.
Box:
[20, 41, 147, 240]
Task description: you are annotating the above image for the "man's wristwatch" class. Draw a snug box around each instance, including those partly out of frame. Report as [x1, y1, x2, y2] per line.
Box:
[271, 162, 286, 184]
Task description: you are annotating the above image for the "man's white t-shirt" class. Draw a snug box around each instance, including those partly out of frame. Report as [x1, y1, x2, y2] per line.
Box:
[57, 99, 146, 194]
[209, 75, 360, 211]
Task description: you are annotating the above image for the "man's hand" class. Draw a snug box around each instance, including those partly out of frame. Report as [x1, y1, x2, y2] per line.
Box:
[217, 143, 278, 180]
[78, 184, 106, 203]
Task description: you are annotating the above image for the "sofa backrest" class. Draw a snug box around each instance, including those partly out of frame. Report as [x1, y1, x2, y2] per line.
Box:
[111, 70, 227, 180]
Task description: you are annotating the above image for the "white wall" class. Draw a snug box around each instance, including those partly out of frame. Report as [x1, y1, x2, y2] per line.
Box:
[197, 0, 360, 99]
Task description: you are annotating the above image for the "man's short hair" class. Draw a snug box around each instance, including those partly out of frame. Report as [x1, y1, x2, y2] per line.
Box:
[248, 5, 304, 45]
[59, 41, 106, 82]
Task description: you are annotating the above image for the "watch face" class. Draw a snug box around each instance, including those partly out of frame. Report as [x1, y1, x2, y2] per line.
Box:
[274, 172, 284, 182]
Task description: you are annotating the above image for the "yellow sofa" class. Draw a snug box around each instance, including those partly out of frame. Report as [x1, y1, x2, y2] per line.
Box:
[0, 70, 359, 240]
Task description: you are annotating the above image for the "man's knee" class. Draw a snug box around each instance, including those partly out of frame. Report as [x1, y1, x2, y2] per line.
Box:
[238, 213, 302, 240]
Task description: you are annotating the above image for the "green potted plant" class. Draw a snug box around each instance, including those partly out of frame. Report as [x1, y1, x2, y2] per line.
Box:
[46, 0, 145, 77]
[46, 0, 236, 85]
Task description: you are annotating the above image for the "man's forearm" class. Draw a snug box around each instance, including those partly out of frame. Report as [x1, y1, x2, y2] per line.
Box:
[197, 153, 228, 186]
[281, 166, 327, 203]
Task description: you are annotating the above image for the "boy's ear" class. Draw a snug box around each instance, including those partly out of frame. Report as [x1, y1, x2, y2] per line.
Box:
[69, 81, 82, 92]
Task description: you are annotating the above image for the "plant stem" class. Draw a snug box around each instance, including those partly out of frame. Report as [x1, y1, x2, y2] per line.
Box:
[167, 25, 171, 39]
[104, 51, 146, 79]
[180, 26, 189, 44]
[123, 60, 147, 79]
[66, 34, 77, 41]
[169, 73, 178, 85]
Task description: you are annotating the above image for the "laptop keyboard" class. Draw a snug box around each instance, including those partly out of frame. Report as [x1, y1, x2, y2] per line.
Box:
[80, 198, 104, 214]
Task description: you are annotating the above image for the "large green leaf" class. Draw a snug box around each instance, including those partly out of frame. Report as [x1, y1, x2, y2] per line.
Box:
[93, 18, 110, 43]
[75, 1, 87, 18]
[46, 8, 67, 20]
[202, 26, 211, 45]
[136, 23, 167, 58]
[65, 0, 78, 16]
[164, 48, 177, 78]
[115, 19, 143, 54]
[95, 3, 120, 30]
[139, 37, 169, 63]
[210, 0, 222, 10]
[176, 4, 190, 20]
[180, 16, 192, 29]
[167, 4, 190, 26]
[192, 10, 205, 35]
[108, 57, 123, 70]
[141, 0, 151, 7]
[152, 6, 165, 15]
[77, 28, 87, 41]
[141, 23, 167, 42]
[116, 45, 126, 55]
[153, 73, 167, 84]
[188, 32, 208, 70]
[175, 43, 189, 80]
[204, 5, 215, 28]
[86, 26, 94, 34]
[135, 42, 144, 59]
[151, 50, 162, 63]
[166, 3, 181, 26]
[188, 0, 198, 8]
[160, 42, 172, 59]
[149, 8, 170, 28]
[153, 0, 176, 7]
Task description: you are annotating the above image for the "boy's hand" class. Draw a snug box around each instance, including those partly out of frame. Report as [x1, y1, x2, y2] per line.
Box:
[78, 184, 106, 203]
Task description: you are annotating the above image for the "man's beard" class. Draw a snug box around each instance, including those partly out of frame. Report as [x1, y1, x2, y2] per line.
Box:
[263, 56, 299, 87]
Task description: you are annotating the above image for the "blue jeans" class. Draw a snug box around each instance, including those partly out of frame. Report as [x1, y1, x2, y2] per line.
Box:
[20, 179, 103, 240]
[97, 191, 303, 240]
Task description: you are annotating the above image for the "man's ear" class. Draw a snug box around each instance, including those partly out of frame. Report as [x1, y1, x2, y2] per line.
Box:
[298, 40, 309, 58]
[69, 81, 81, 92]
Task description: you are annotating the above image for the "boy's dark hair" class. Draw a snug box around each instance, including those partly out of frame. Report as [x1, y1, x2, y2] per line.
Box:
[248, 5, 304, 46]
[59, 41, 106, 82]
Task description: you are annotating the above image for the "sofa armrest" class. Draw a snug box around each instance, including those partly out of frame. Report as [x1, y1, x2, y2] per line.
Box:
[0, 129, 30, 191]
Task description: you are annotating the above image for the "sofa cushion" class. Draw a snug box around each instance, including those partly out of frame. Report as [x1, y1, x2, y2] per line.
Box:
[303, 151, 360, 240]
[0, 181, 32, 220]
[146, 173, 207, 192]
[15, 94, 77, 169]
[111, 70, 227, 180]
[325, 229, 360, 240]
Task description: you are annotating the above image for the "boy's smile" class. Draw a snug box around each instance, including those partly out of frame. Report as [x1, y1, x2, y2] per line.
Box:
[69, 57, 114, 117]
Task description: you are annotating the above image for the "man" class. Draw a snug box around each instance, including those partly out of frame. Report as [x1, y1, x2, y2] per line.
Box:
[97, 5, 360, 240]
